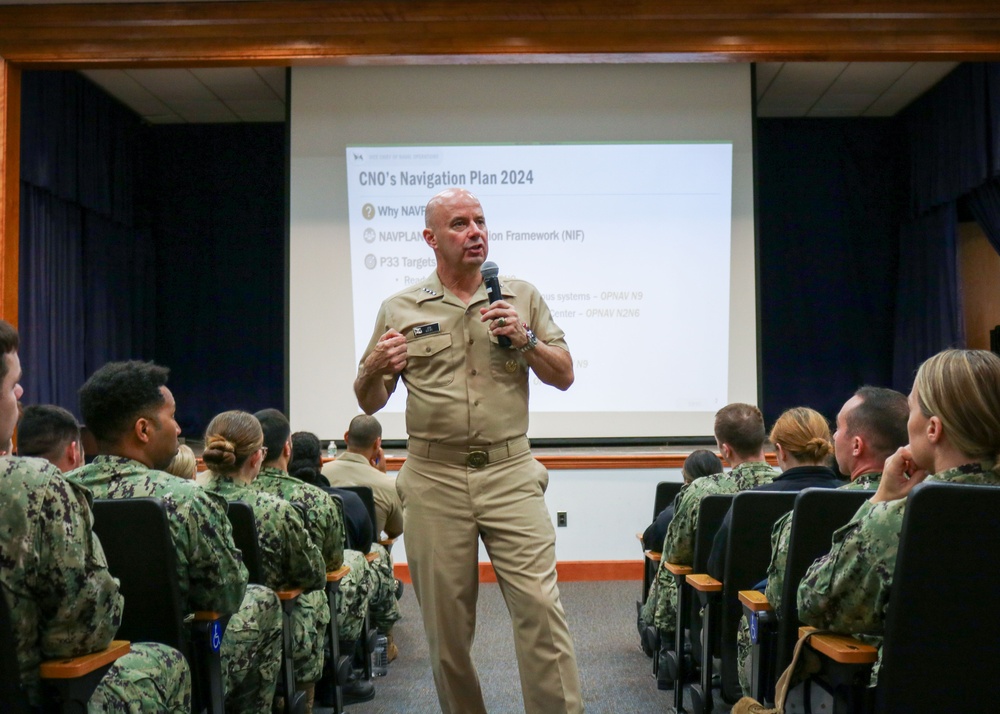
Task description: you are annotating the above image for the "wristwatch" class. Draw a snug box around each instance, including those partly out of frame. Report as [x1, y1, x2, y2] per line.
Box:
[518, 327, 538, 352]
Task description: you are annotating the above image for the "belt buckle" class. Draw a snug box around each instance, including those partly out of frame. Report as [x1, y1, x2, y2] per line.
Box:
[466, 450, 488, 469]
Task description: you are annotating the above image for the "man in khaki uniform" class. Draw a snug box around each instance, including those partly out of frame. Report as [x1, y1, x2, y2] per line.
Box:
[355, 188, 583, 714]
[322, 414, 403, 539]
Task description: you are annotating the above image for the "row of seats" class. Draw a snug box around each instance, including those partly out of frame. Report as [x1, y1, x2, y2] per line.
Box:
[638, 481, 1000, 713]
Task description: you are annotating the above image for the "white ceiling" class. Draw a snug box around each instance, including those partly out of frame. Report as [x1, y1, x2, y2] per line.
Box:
[76, 61, 959, 124]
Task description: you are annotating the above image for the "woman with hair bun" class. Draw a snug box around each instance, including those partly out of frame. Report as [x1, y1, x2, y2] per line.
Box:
[708, 407, 843, 579]
[200, 410, 328, 712]
[798, 349, 1000, 685]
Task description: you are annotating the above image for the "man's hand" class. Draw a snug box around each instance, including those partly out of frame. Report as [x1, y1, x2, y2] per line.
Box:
[364, 330, 408, 378]
[371, 446, 387, 473]
[355, 329, 407, 414]
[480, 301, 531, 350]
[871, 445, 930, 504]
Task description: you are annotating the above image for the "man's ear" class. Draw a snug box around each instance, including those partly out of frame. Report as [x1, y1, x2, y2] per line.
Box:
[66, 439, 83, 469]
[852, 435, 863, 457]
[134, 417, 151, 444]
[282, 438, 292, 459]
[343, 430, 350, 448]
[423, 227, 437, 249]
[374, 436, 382, 452]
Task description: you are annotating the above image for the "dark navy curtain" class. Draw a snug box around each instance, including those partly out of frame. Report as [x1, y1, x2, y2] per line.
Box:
[18, 72, 152, 415]
[757, 119, 903, 424]
[892, 203, 963, 390]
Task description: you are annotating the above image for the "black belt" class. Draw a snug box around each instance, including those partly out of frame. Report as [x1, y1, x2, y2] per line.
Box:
[407, 436, 530, 469]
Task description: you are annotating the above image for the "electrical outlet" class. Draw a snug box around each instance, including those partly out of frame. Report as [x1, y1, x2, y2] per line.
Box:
[557, 511, 567, 527]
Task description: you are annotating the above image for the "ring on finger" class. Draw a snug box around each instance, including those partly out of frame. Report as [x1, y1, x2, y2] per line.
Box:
[497, 317, 506, 327]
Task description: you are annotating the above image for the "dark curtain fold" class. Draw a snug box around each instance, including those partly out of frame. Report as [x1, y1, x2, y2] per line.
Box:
[892, 203, 963, 390]
[905, 63, 991, 217]
[967, 178, 1000, 256]
[18, 71, 151, 416]
[17, 184, 87, 409]
[988, 64, 1000, 176]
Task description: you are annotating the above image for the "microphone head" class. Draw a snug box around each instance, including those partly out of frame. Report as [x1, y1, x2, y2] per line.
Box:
[480, 261, 500, 279]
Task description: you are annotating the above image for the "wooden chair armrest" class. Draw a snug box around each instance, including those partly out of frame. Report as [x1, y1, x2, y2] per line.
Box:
[664, 561, 692, 576]
[327, 565, 350, 582]
[636, 532, 644, 543]
[378, 537, 397, 547]
[686, 573, 722, 592]
[798, 626, 878, 664]
[191, 611, 223, 621]
[275, 588, 304, 601]
[739, 590, 772, 612]
[644, 550, 662, 562]
[39, 641, 131, 679]
[364, 552, 379, 564]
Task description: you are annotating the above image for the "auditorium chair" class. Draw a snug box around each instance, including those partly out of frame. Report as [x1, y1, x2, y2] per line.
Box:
[1, 589, 130, 714]
[335, 485, 384, 681]
[314, 493, 353, 714]
[739, 488, 870, 703]
[799, 482, 1000, 714]
[684, 491, 797, 714]
[657, 493, 733, 711]
[638, 480, 684, 604]
[91, 497, 227, 714]
[225, 500, 306, 714]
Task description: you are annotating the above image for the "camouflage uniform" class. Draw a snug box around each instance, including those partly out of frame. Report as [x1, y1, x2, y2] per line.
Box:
[0, 456, 190, 711]
[642, 461, 777, 632]
[797, 464, 1000, 685]
[736, 472, 883, 694]
[68, 455, 282, 713]
[253, 466, 391, 637]
[201, 473, 329, 684]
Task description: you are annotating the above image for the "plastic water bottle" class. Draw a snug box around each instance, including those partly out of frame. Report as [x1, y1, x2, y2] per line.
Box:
[326, 440, 337, 459]
[372, 634, 388, 677]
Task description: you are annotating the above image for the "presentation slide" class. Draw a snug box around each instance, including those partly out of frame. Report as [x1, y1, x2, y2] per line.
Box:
[345, 143, 732, 416]
[289, 63, 756, 441]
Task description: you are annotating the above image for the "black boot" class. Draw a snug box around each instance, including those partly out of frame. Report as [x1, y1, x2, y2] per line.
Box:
[339, 639, 375, 704]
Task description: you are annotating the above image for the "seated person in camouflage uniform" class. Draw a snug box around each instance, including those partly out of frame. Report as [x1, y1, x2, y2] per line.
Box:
[734, 386, 909, 695]
[68, 360, 283, 714]
[252, 409, 382, 703]
[641, 449, 722, 552]
[15, 404, 86, 472]
[640, 403, 778, 679]
[199, 411, 329, 713]
[0, 321, 190, 712]
[799, 350, 1000, 686]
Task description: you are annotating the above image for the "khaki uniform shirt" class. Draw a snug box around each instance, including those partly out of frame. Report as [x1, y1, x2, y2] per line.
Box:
[360, 271, 567, 445]
[322, 452, 404, 538]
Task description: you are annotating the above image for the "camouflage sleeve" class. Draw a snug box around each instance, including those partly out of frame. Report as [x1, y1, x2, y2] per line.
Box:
[663, 483, 700, 564]
[34, 475, 124, 658]
[797, 500, 902, 635]
[279, 504, 327, 592]
[179, 491, 248, 614]
[318, 495, 345, 572]
[764, 511, 794, 616]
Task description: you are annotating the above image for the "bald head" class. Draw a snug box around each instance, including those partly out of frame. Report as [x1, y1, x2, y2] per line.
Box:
[425, 187, 482, 229]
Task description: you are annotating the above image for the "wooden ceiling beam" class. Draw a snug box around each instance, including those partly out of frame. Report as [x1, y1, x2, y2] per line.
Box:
[2, 1, 1000, 68]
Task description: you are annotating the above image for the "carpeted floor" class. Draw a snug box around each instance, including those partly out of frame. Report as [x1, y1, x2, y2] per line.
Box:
[319, 579, 702, 714]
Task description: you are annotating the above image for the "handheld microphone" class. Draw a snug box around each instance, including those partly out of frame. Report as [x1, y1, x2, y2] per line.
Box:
[480, 261, 511, 348]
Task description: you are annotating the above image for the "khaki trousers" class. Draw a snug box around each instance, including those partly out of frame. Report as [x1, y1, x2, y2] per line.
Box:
[398, 450, 583, 714]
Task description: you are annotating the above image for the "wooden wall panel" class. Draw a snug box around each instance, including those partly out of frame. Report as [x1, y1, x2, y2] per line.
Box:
[0, 57, 18, 326]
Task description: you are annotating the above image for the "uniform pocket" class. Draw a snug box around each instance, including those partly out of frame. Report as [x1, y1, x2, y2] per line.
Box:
[405, 333, 455, 387]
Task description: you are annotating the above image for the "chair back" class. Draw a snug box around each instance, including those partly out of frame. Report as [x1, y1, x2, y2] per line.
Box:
[226, 501, 264, 586]
[338, 485, 378, 543]
[91, 498, 188, 654]
[875, 481, 1000, 712]
[0, 589, 31, 713]
[775, 488, 871, 678]
[719, 491, 798, 703]
[653, 481, 683, 520]
[688, 494, 734, 661]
